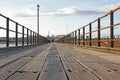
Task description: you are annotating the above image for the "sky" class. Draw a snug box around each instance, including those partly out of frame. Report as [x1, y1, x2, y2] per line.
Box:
[0, 0, 120, 37]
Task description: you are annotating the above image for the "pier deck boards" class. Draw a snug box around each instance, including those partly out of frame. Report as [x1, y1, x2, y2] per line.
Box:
[0, 43, 120, 80]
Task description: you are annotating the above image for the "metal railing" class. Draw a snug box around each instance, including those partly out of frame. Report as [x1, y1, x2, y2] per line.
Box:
[0, 13, 50, 48]
[57, 7, 120, 49]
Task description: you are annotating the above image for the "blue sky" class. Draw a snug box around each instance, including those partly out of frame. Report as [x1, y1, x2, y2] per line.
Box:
[0, 0, 120, 36]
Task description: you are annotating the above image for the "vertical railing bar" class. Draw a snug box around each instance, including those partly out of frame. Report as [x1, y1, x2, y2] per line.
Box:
[110, 11, 114, 48]
[98, 18, 101, 47]
[0, 13, 50, 48]
[34, 32, 35, 45]
[73, 32, 75, 45]
[6, 18, 9, 47]
[72, 32, 74, 45]
[30, 30, 32, 45]
[39, 35, 41, 44]
[22, 26, 24, 46]
[78, 29, 80, 45]
[35, 33, 36, 45]
[37, 34, 38, 45]
[70, 33, 71, 44]
[33, 32, 35, 45]
[34, 33, 36, 45]
[33, 32, 34, 45]
[75, 31, 77, 45]
[41, 36, 43, 44]
[89, 23, 92, 46]
[36, 33, 37, 44]
[27, 28, 29, 45]
[15, 23, 18, 47]
[31, 31, 33, 45]
[38, 34, 40, 44]
[83, 27, 85, 46]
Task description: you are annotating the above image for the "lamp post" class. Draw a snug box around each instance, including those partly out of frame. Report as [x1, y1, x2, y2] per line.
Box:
[37, 4, 40, 44]
[37, 4, 40, 34]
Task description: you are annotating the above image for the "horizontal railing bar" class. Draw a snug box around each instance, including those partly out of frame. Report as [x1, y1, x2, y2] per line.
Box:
[0, 26, 6, 30]
[57, 7, 120, 49]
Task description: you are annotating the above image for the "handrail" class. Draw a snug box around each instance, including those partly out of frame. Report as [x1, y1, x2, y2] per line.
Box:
[57, 7, 120, 48]
[0, 13, 50, 48]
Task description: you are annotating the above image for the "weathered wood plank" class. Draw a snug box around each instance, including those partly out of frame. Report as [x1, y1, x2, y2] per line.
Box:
[0, 57, 31, 80]
[2, 43, 120, 80]
[38, 46, 67, 80]
[69, 49, 120, 79]
[82, 62, 120, 80]
[56, 43, 120, 80]
[7, 44, 51, 80]
[57, 48, 100, 80]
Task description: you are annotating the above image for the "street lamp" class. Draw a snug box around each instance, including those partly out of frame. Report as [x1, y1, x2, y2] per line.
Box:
[37, 4, 40, 34]
[37, 4, 40, 44]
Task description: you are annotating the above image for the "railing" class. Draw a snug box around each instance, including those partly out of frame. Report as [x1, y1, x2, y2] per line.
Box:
[0, 13, 50, 48]
[57, 7, 120, 49]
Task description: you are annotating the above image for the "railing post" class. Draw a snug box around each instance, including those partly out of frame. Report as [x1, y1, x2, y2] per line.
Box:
[39, 36, 41, 44]
[35, 33, 37, 44]
[27, 28, 29, 45]
[30, 30, 32, 45]
[37, 34, 39, 45]
[70, 33, 72, 44]
[72, 32, 74, 45]
[75, 30, 77, 45]
[41, 36, 43, 44]
[39, 34, 40, 44]
[33, 32, 34, 45]
[35, 33, 36, 45]
[83, 27, 85, 46]
[74, 32, 75, 45]
[37, 34, 38, 44]
[110, 11, 114, 48]
[98, 18, 101, 47]
[89, 23, 92, 46]
[34, 33, 36, 45]
[22, 26, 24, 46]
[15, 23, 18, 47]
[33, 32, 35, 45]
[78, 29, 80, 45]
[39, 35, 41, 44]
[6, 18, 9, 47]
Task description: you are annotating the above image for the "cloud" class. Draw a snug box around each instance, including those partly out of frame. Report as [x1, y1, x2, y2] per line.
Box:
[14, 12, 36, 18]
[41, 7, 105, 16]
[12, 5, 36, 18]
[13, 6, 105, 18]
[102, 0, 116, 2]
[98, 3, 120, 12]
[13, 3, 120, 18]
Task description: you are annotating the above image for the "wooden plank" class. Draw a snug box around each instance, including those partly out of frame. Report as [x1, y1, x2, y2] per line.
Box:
[7, 71, 38, 80]
[38, 47, 67, 80]
[82, 62, 120, 80]
[7, 44, 51, 80]
[0, 57, 32, 80]
[64, 46, 120, 75]
[56, 43, 120, 80]
[19, 49, 50, 72]
[0, 44, 47, 68]
[99, 63, 120, 74]
[57, 47, 100, 80]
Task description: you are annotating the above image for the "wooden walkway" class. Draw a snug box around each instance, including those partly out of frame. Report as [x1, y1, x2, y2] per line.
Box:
[0, 43, 120, 80]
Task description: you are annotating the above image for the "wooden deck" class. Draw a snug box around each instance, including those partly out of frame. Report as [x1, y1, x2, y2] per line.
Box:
[0, 43, 120, 80]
